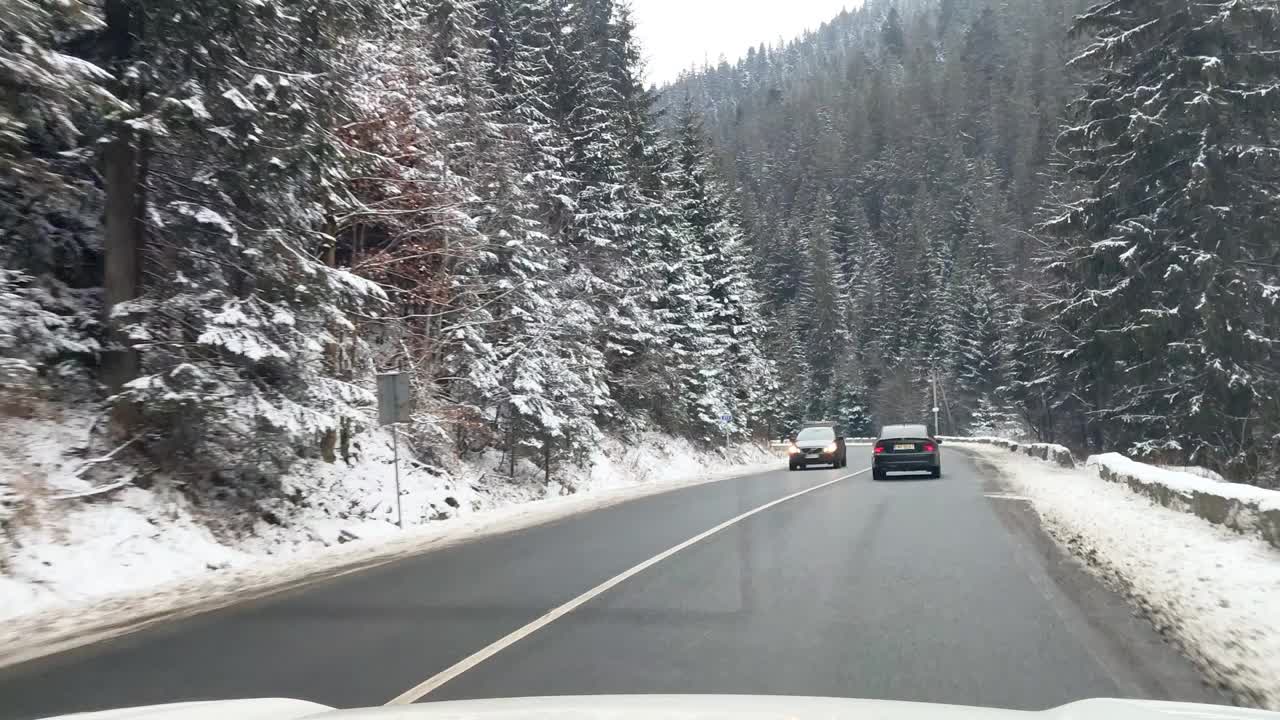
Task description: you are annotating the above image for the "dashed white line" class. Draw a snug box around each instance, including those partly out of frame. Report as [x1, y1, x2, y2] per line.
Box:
[386, 467, 870, 704]
[985, 492, 1031, 501]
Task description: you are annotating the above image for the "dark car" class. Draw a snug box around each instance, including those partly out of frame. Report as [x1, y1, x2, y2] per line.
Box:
[788, 422, 848, 471]
[872, 424, 941, 479]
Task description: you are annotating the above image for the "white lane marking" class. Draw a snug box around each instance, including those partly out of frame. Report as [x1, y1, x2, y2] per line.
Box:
[984, 492, 1031, 501]
[387, 467, 870, 705]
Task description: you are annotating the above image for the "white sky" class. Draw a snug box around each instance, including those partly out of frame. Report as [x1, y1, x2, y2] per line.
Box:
[631, 0, 858, 85]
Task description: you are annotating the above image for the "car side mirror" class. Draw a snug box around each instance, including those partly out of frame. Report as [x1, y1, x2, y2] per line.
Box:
[934, 438, 943, 445]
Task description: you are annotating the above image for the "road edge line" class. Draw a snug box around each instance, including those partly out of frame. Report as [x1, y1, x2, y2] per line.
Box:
[386, 467, 870, 705]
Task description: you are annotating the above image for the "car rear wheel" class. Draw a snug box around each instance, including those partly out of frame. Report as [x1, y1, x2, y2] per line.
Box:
[931, 466, 942, 479]
[872, 467, 884, 480]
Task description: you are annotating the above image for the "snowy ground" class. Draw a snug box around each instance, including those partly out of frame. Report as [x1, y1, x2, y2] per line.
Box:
[0, 403, 776, 666]
[965, 444, 1280, 709]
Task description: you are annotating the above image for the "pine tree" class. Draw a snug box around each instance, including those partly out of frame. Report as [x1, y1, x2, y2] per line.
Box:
[1044, 0, 1280, 475]
[669, 102, 776, 437]
[87, 0, 387, 477]
[0, 2, 120, 293]
[0, 1, 120, 189]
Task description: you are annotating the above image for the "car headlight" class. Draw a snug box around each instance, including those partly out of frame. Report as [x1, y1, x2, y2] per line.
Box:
[824, 442, 838, 453]
[787, 443, 801, 455]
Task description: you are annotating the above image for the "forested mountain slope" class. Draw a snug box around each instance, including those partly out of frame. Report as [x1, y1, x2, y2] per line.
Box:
[1, 0, 1277, 503]
[664, 0, 1280, 484]
[0, 0, 773, 516]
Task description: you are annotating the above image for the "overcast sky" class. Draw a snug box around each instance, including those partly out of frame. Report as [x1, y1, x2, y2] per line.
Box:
[631, 0, 857, 86]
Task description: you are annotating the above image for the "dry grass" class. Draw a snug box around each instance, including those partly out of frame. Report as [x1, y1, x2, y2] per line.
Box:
[0, 384, 48, 422]
[0, 387, 78, 567]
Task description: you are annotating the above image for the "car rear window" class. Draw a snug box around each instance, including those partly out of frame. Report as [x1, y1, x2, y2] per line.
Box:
[879, 424, 929, 439]
[796, 427, 836, 443]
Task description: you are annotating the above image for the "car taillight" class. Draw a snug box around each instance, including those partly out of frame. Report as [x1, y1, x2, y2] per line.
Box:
[923, 443, 935, 452]
[873, 445, 885, 454]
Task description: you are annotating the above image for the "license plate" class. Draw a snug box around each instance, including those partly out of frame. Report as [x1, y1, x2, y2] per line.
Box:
[806, 452, 820, 458]
[895, 444, 916, 451]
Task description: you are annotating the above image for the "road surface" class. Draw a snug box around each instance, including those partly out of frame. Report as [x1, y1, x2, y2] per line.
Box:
[0, 449, 1224, 719]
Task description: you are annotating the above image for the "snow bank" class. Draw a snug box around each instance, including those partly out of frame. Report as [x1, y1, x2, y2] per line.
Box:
[1089, 453, 1280, 550]
[939, 435, 1020, 450]
[0, 415, 775, 666]
[968, 445, 1280, 709]
[946, 436, 1279, 549]
[938, 435, 1076, 468]
[766, 437, 875, 455]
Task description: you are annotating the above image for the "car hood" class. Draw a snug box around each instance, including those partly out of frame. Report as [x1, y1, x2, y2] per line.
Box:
[41, 695, 1277, 720]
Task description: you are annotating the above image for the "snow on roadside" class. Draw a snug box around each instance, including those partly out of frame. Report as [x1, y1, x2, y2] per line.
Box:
[965, 445, 1280, 709]
[0, 421, 776, 666]
[1088, 452, 1280, 512]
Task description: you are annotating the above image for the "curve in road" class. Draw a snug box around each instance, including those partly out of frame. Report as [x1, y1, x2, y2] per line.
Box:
[0, 449, 1224, 720]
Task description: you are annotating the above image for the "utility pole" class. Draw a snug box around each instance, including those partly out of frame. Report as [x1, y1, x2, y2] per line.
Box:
[932, 370, 941, 437]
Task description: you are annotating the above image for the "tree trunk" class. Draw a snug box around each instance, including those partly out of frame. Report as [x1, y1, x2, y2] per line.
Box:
[320, 428, 337, 463]
[101, 0, 145, 410]
[340, 418, 352, 464]
[319, 218, 343, 464]
[543, 432, 551, 486]
[101, 126, 145, 396]
[508, 408, 516, 478]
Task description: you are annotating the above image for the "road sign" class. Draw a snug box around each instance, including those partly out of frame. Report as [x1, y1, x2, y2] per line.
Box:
[377, 372, 413, 426]
[376, 371, 414, 530]
[719, 413, 732, 424]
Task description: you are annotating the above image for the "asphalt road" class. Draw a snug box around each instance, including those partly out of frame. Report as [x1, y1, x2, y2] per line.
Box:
[0, 449, 1225, 719]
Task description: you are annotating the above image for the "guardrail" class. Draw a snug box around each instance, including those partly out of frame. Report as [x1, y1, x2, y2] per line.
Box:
[937, 436, 1075, 468]
[1089, 453, 1280, 550]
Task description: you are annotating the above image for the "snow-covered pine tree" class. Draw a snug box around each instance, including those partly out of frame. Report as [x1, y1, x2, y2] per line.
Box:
[0, 1, 118, 371]
[481, 0, 609, 464]
[0, 1, 120, 192]
[103, 0, 388, 483]
[669, 102, 776, 437]
[950, 274, 1012, 431]
[1044, 0, 1280, 477]
[1001, 303, 1063, 442]
[559, 0, 669, 432]
[418, 0, 529, 448]
[806, 196, 856, 421]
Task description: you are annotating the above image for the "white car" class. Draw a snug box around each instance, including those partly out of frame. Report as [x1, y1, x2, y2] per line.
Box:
[36, 695, 1277, 720]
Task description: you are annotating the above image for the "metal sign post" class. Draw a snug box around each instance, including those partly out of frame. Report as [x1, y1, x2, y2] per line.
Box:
[391, 427, 402, 529]
[719, 413, 732, 449]
[377, 372, 414, 529]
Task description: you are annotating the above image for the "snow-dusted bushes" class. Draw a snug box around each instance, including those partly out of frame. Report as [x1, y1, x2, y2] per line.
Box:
[0, 270, 100, 372]
[110, 251, 384, 485]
